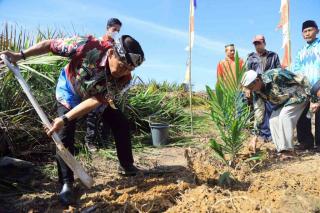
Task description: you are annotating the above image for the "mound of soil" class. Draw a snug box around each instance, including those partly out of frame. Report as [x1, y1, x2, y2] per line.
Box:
[168, 146, 320, 213]
[1, 142, 320, 213]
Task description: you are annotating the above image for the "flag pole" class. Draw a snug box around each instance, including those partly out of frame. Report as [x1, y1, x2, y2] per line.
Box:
[188, 0, 194, 135]
[287, 0, 291, 67]
[278, 0, 291, 68]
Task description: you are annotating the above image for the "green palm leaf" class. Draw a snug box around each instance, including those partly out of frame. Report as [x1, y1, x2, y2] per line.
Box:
[206, 52, 253, 166]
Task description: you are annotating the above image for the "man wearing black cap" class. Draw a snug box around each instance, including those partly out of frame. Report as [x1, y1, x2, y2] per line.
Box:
[294, 20, 320, 151]
[0, 34, 145, 205]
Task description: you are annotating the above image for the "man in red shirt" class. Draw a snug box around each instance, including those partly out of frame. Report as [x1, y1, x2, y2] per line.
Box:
[216, 44, 244, 82]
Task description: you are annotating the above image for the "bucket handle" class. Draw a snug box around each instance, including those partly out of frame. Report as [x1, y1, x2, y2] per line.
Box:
[148, 116, 170, 127]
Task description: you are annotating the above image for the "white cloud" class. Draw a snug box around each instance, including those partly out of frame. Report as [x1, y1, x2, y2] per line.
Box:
[117, 14, 251, 54]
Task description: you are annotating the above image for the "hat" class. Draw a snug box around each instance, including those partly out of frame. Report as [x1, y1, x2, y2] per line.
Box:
[302, 20, 318, 31]
[252, 35, 265, 44]
[241, 70, 258, 87]
[311, 80, 320, 96]
[114, 35, 145, 67]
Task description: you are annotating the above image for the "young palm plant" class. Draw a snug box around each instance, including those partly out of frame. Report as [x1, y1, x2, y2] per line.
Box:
[206, 53, 252, 167]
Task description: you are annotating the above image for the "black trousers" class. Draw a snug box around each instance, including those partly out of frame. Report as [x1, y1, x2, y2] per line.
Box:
[56, 103, 134, 184]
[85, 108, 110, 145]
[296, 102, 320, 148]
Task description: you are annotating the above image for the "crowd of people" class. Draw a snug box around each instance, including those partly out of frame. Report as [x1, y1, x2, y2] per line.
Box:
[217, 20, 320, 160]
[0, 15, 319, 206]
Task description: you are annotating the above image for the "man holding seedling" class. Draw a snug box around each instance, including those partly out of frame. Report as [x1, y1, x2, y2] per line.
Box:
[246, 35, 281, 143]
[241, 69, 311, 160]
[85, 18, 123, 152]
[0, 34, 144, 205]
[216, 44, 244, 81]
[294, 20, 320, 151]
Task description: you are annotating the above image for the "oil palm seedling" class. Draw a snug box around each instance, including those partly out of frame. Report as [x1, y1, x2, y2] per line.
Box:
[206, 53, 252, 167]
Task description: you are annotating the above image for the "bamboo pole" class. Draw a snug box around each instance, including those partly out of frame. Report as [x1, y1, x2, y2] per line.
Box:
[188, 0, 194, 135]
[287, 0, 292, 67]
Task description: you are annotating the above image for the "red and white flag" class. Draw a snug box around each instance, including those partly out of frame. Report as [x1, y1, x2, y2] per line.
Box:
[278, 0, 291, 68]
[184, 0, 196, 83]
[190, 0, 196, 49]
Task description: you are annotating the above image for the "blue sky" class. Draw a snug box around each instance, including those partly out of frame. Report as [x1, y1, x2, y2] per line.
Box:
[0, 0, 319, 91]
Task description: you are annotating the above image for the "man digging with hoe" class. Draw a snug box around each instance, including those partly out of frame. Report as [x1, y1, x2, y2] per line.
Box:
[0, 33, 145, 205]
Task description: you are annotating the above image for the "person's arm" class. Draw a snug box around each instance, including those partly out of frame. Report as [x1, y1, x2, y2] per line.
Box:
[0, 40, 52, 64]
[46, 97, 101, 136]
[216, 62, 223, 82]
[246, 55, 253, 70]
[248, 95, 265, 152]
[253, 95, 265, 133]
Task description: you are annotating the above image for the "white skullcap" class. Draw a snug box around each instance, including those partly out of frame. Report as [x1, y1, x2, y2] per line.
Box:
[241, 70, 258, 87]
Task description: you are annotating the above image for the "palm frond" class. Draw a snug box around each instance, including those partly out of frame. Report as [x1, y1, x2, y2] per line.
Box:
[207, 52, 253, 166]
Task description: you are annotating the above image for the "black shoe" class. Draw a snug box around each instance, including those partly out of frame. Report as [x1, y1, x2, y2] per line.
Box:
[295, 144, 314, 151]
[117, 165, 140, 176]
[59, 182, 75, 206]
[85, 142, 97, 152]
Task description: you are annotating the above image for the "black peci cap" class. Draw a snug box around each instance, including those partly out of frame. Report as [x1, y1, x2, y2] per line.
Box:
[302, 20, 318, 31]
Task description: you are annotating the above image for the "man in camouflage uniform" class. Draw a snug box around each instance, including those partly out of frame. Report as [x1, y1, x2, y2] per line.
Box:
[241, 68, 312, 159]
[0, 34, 144, 205]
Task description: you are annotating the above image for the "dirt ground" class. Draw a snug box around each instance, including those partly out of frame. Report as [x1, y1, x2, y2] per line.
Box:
[1, 135, 320, 212]
[168, 146, 320, 213]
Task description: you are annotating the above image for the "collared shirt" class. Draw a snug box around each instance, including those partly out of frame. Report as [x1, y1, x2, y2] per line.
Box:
[216, 57, 244, 81]
[247, 50, 281, 74]
[253, 68, 311, 131]
[51, 35, 131, 109]
[293, 38, 320, 86]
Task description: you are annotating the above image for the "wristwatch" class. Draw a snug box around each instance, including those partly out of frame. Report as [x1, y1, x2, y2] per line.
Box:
[20, 50, 26, 60]
[60, 115, 69, 125]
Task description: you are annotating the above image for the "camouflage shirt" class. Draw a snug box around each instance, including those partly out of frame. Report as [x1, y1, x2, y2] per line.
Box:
[253, 68, 311, 130]
[51, 35, 131, 109]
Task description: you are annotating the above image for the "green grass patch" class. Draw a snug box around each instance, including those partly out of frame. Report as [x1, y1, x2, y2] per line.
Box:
[38, 163, 57, 179]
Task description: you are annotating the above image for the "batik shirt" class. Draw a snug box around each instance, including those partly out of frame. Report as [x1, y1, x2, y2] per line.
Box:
[293, 38, 320, 86]
[51, 35, 131, 109]
[253, 68, 311, 130]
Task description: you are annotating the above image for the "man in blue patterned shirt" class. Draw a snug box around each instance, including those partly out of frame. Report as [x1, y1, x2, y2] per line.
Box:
[294, 20, 320, 150]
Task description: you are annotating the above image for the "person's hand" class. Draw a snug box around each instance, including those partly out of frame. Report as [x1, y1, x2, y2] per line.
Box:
[310, 102, 320, 113]
[0, 50, 23, 65]
[44, 117, 64, 137]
